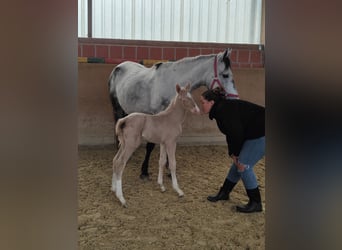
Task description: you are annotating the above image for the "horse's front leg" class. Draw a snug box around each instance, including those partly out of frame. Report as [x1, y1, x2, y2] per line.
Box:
[166, 143, 184, 197]
[158, 144, 167, 192]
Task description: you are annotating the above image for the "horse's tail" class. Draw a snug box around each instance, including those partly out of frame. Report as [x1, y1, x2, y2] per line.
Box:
[108, 67, 128, 148]
[108, 67, 127, 120]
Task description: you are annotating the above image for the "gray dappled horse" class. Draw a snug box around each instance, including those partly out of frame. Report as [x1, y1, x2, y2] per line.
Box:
[111, 84, 200, 207]
[108, 49, 239, 179]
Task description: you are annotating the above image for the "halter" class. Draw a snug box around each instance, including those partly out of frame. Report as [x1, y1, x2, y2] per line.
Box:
[210, 55, 239, 99]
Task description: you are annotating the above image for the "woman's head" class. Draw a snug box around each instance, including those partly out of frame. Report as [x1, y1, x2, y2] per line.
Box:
[200, 87, 225, 114]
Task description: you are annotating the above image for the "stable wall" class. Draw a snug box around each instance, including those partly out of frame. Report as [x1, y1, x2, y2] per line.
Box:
[78, 63, 265, 145]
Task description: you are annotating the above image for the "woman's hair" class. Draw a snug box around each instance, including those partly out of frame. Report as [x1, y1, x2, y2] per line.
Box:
[201, 87, 226, 102]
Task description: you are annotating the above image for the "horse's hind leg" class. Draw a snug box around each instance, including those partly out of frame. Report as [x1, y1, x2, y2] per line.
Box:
[158, 144, 167, 192]
[140, 142, 155, 180]
[165, 143, 184, 197]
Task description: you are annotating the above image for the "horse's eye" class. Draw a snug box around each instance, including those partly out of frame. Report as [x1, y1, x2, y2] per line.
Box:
[222, 74, 229, 78]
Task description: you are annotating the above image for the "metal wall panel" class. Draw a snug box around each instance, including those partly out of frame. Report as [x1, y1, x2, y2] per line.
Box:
[78, 0, 262, 44]
[78, 0, 88, 37]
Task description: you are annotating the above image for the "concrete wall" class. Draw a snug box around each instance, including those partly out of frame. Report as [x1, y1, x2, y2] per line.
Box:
[78, 63, 264, 145]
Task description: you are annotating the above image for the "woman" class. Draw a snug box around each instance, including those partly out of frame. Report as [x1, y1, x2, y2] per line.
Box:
[200, 87, 265, 213]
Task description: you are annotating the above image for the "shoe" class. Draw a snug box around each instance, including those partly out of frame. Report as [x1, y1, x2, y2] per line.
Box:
[236, 200, 262, 213]
[207, 179, 236, 202]
[236, 187, 263, 213]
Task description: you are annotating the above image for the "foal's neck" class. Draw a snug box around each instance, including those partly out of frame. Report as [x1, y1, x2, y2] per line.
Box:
[159, 96, 187, 122]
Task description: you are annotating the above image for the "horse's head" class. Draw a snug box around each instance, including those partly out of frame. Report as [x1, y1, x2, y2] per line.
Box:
[176, 83, 200, 114]
[211, 49, 239, 99]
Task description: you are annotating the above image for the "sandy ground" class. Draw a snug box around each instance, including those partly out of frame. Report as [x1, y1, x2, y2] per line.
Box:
[78, 145, 265, 249]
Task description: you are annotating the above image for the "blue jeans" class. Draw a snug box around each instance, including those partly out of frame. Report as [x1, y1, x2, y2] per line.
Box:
[227, 136, 265, 189]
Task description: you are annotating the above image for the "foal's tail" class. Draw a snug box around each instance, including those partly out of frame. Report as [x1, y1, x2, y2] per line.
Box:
[115, 118, 126, 148]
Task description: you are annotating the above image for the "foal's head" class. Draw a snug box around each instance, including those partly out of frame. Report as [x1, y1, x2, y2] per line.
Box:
[176, 83, 200, 114]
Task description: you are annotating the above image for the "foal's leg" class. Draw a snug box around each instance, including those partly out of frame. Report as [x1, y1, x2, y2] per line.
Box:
[140, 142, 155, 180]
[158, 144, 168, 192]
[165, 143, 184, 197]
[111, 146, 123, 192]
[115, 164, 127, 207]
[111, 146, 128, 206]
[112, 142, 140, 207]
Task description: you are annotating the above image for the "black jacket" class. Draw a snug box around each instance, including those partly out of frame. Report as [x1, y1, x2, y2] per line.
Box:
[209, 99, 265, 156]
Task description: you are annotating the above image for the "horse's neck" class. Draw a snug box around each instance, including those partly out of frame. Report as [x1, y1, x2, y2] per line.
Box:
[159, 97, 187, 122]
[172, 56, 213, 82]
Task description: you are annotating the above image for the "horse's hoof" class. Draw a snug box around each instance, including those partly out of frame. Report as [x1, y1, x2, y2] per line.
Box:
[140, 173, 150, 180]
[122, 203, 128, 208]
[178, 192, 184, 197]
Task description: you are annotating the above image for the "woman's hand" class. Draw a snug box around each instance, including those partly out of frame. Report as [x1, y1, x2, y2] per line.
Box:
[231, 154, 246, 172]
[231, 154, 239, 166]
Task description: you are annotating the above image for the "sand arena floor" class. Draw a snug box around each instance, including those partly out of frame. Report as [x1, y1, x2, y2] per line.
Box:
[78, 145, 265, 249]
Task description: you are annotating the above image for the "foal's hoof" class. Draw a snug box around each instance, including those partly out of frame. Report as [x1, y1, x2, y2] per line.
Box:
[140, 173, 150, 180]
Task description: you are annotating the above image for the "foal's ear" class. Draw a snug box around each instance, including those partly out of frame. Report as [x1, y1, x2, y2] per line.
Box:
[176, 83, 181, 93]
[185, 82, 191, 91]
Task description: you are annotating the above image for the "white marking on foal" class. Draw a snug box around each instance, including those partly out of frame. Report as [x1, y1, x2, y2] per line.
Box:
[172, 176, 184, 197]
[115, 179, 127, 207]
[111, 172, 116, 192]
[157, 165, 166, 192]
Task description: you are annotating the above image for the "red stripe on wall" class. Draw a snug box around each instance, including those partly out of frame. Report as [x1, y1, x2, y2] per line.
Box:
[78, 39, 264, 68]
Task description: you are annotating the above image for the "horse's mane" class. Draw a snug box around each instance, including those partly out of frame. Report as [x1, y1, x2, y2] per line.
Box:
[174, 54, 215, 66]
[153, 54, 215, 70]
[177, 54, 214, 64]
[176, 52, 230, 69]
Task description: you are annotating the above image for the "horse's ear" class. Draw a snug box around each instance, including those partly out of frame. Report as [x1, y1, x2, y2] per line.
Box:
[223, 48, 232, 58]
[176, 83, 181, 93]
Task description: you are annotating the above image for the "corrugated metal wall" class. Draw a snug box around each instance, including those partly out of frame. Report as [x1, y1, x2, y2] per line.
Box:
[78, 0, 88, 37]
[78, 0, 262, 44]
